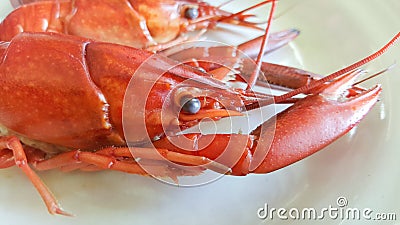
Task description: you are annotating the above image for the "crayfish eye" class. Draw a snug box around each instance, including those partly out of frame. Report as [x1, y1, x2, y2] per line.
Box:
[180, 96, 201, 114]
[184, 7, 199, 20]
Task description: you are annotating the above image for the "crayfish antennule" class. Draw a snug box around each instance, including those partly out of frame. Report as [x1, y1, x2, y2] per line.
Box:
[353, 62, 397, 86]
[319, 70, 365, 99]
[217, 0, 275, 31]
[275, 32, 400, 103]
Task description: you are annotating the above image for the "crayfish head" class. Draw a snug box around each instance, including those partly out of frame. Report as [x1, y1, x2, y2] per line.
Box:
[173, 86, 244, 125]
[179, 0, 268, 33]
[147, 79, 270, 139]
[131, 0, 267, 45]
[129, 0, 241, 45]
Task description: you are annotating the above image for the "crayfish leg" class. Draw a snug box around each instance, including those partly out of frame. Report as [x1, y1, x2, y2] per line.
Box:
[0, 136, 71, 216]
[34, 146, 229, 178]
[34, 149, 156, 175]
[153, 134, 253, 176]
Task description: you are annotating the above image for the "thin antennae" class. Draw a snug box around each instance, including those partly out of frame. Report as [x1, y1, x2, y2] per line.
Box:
[274, 32, 400, 103]
[353, 62, 397, 86]
[218, 0, 275, 23]
[189, 0, 274, 32]
[246, 0, 277, 90]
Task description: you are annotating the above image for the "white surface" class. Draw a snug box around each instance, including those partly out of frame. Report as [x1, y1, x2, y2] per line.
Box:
[0, 0, 399, 225]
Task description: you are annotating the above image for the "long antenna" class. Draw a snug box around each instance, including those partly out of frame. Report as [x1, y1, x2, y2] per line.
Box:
[353, 62, 396, 86]
[218, 0, 275, 24]
[274, 32, 400, 103]
[246, 0, 277, 90]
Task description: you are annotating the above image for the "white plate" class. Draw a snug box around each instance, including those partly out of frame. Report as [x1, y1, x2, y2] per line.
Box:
[0, 1, 399, 224]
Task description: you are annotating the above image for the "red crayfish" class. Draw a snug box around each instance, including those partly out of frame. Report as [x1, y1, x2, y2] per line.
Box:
[0, 0, 398, 216]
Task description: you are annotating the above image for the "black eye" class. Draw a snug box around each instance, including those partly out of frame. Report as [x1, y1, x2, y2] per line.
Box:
[184, 7, 199, 20]
[180, 96, 201, 114]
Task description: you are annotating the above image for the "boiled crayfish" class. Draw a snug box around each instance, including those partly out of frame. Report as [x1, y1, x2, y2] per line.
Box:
[1, 0, 310, 85]
[2, 0, 276, 51]
[0, 0, 399, 217]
